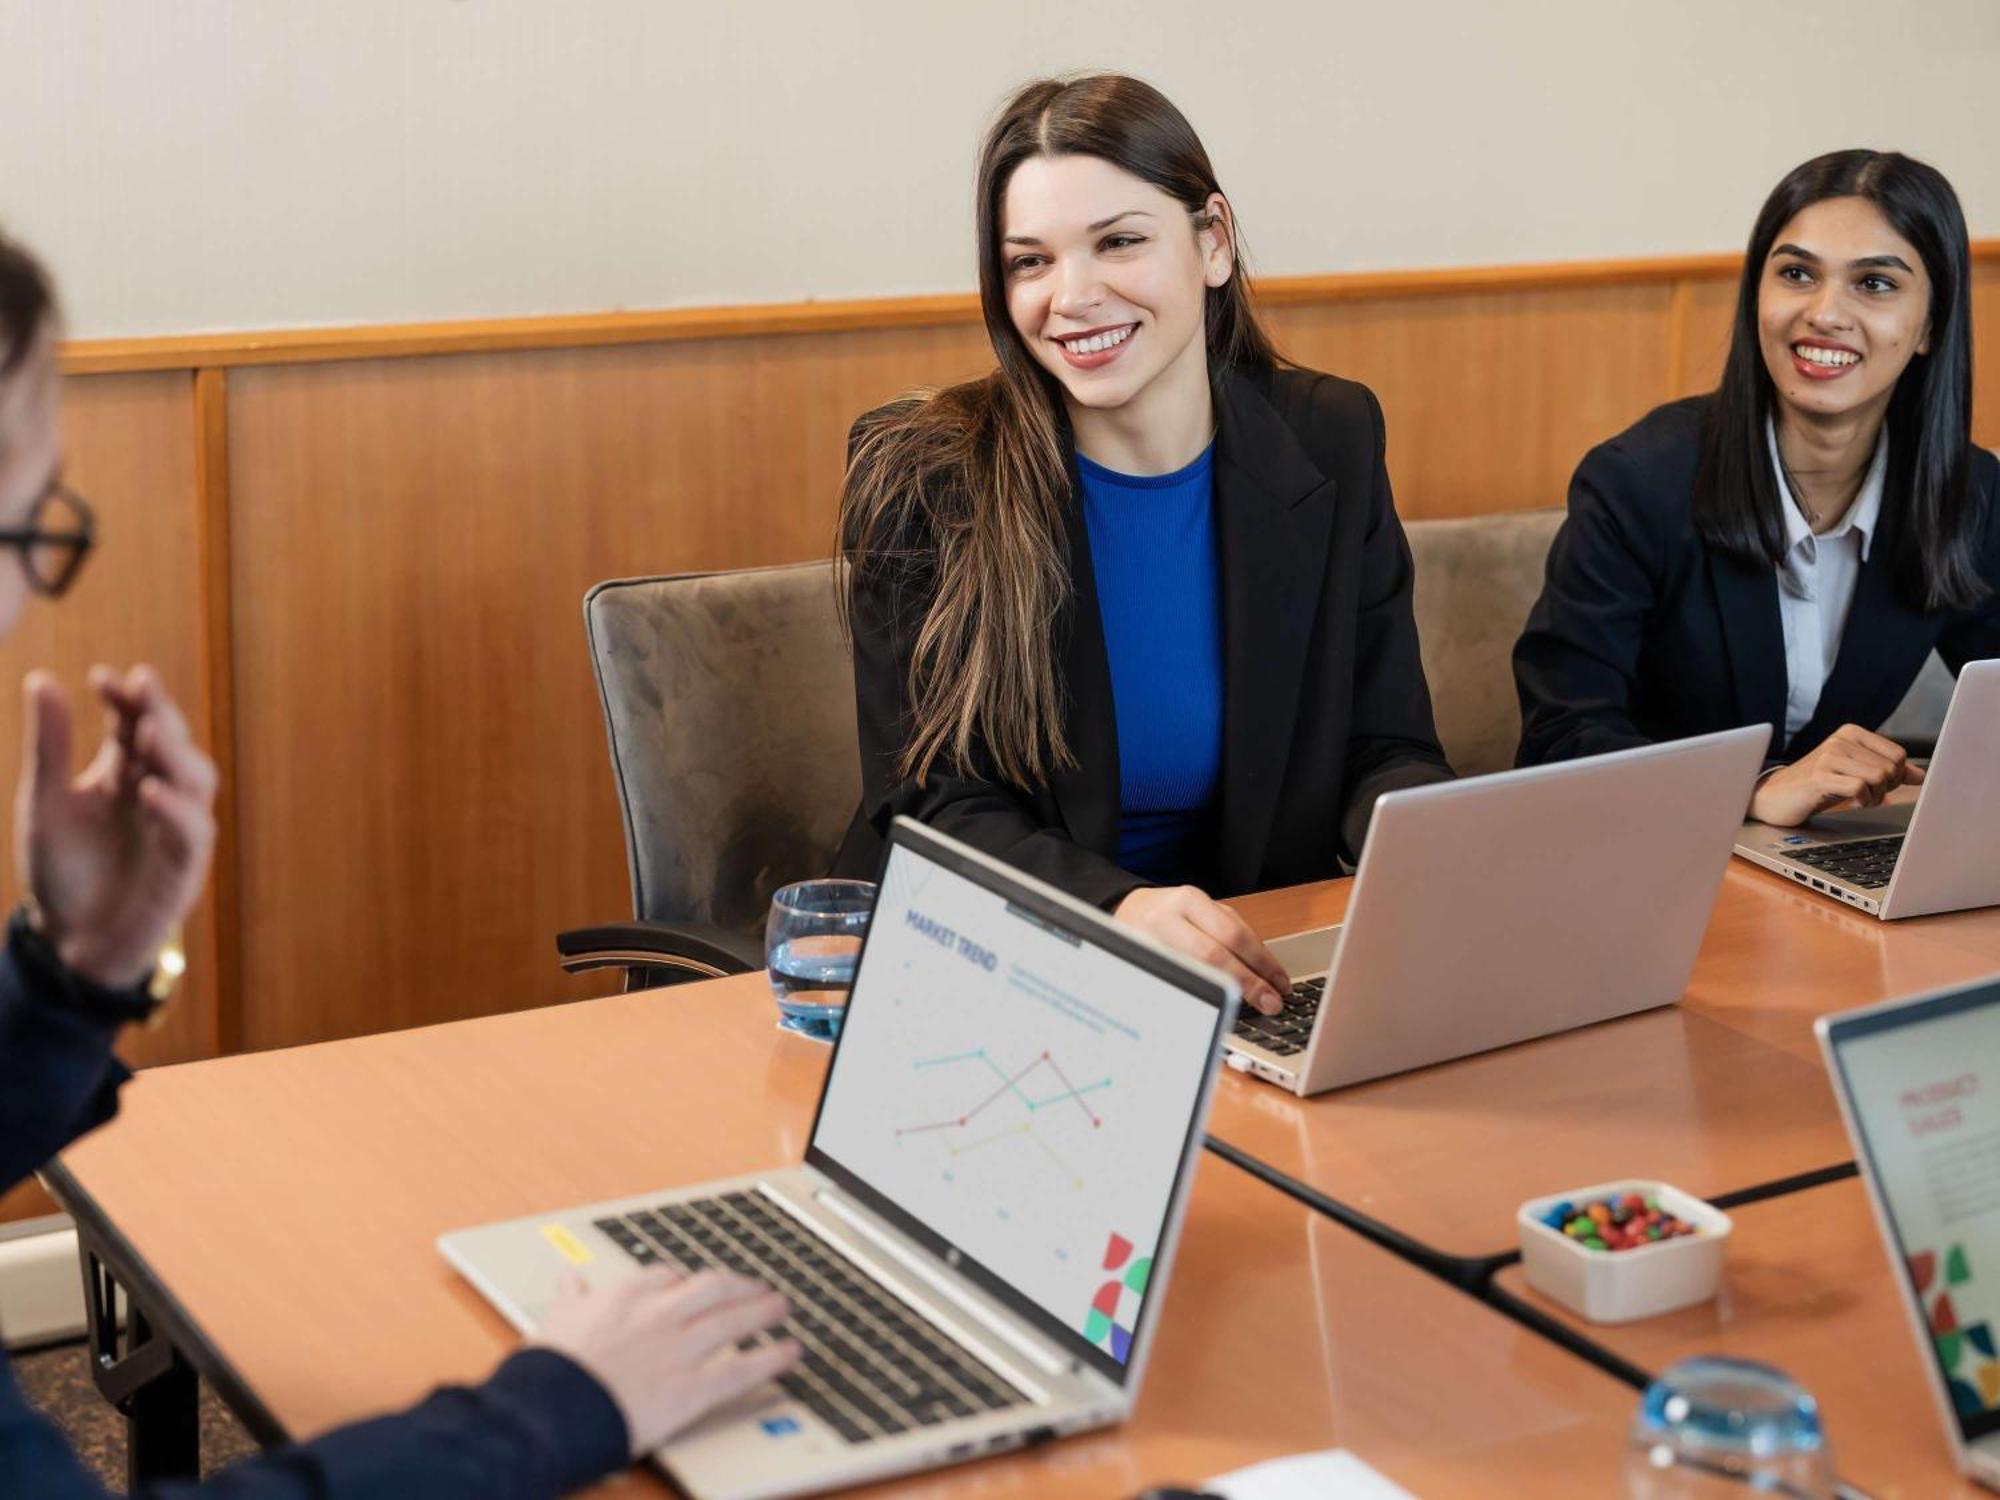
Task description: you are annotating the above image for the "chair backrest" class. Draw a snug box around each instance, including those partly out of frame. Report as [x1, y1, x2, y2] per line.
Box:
[1405, 508, 1567, 776]
[1402, 507, 1956, 773]
[584, 560, 861, 939]
[585, 521, 1953, 934]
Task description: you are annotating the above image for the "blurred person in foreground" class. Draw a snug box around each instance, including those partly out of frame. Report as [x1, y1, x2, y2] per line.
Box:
[0, 228, 796, 1498]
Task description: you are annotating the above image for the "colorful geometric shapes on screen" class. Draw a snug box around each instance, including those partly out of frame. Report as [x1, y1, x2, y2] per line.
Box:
[1948, 1243, 1971, 1285]
[1083, 1233, 1151, 1364]
[1910, 1250, 1937, 1293]
[1969, 1323, 1998, 1360]
[1939, 1331, 1964, 1370]
[1952, 1376, 1987, 1417]
[1982, 1362, 2000, 1409]
[1933, 1293, 1960, 1335]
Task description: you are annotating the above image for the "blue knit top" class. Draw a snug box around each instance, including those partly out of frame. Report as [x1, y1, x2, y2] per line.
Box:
[1077, 443, 1224, 883]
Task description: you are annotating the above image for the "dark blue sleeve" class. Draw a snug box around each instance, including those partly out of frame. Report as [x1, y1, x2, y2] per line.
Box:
[0, 921, 133, 1197]
[0, 914, 631, 1497]
[1513, 440, 1668, 766]
[1, 1347, 629, 1500]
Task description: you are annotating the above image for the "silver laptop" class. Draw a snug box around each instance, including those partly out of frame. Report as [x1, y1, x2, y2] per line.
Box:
[1735, 657, 2000, 919]
[440, 816, 1237, 1500]
[1224, 724, 1768, 1095]
[1818, 978, 2000, 1489]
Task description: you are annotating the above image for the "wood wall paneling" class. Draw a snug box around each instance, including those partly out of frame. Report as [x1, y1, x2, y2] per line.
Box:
[1970, 259, 2000, 448]
[225, 326, 992, 1049]
[0, 374, 210, 1223]
[0, 374, 216, 1068]
[34, 246, 2000, 1070]
[1267, 284, 1680, 516]
[1671, 277, 1739, 403]
[56, 253, 1758, 376]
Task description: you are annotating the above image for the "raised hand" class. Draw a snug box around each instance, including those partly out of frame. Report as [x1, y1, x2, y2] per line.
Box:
[14, 666, 217, 988]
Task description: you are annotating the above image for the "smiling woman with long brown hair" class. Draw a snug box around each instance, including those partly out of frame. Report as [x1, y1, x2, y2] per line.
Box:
[832, 74, 1453, 1014]
[1515, 150, 2000, 826]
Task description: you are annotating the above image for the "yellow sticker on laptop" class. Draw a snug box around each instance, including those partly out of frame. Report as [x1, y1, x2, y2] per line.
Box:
[539, 1223, 593, 1265]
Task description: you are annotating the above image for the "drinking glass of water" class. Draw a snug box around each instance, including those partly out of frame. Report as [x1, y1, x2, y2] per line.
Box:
[1624, 1356, 1835, 1498]
[765, 879, 876, 1041]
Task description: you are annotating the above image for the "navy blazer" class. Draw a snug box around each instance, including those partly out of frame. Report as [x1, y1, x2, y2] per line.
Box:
[0, 922, 628, 1500]
[1515, 397, 2000, 767]
[834, 364, 1455, 909]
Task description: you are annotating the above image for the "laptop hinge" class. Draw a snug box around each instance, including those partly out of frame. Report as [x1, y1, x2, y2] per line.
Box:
[808, 1186, 1072, 1380]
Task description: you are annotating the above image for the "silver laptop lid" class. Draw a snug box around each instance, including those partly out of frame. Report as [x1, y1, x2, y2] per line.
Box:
[806, 817, 1237, 1388]
[1820, 978, 2000, 1449]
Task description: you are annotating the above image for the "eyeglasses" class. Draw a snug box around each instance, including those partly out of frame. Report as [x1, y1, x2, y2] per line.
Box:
[0, 474, 95, 597]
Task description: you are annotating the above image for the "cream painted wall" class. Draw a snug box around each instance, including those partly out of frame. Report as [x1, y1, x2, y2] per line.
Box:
[2, 0, 1993, 337]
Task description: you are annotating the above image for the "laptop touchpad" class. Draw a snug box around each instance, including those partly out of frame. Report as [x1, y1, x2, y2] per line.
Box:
[1805, 802, 1915, 839]
[1267, 925, 1340, 980]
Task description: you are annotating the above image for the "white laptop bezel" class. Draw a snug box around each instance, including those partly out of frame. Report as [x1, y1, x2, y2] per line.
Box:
[1878, 657, 2000, 919]
[803, 816, 1241, 1395]
[1817, 978, 2000, 1469]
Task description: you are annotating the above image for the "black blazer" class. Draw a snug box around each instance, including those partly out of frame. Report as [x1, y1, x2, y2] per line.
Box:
[1515, 396, 2000, 767]
[832, 364, 1454, 909]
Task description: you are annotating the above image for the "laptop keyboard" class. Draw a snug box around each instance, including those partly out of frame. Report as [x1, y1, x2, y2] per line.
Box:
[1781, 834, 1904, 890]
[593, 1190, 1026, 1444]
[1230, 975, 1325, 1056]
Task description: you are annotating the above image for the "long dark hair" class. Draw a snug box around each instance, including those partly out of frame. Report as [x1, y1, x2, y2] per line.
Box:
[838, 74, 1280, 788]
[1693, 149, 1983, 612]
[0, 229, 56, 378]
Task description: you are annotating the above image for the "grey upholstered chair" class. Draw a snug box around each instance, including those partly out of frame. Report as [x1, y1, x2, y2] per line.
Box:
[558, 560, 861, 990]
[1402, 507, 1957, 776]
[1404, 509, 1568, 776]
[562, 520, 1959, 990]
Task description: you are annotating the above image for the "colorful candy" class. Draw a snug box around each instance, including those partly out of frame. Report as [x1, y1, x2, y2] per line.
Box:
[1538, 1192, 1700, 1252]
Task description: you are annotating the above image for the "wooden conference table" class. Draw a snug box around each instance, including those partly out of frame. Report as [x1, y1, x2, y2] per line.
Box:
[1208, 862, 2000, 1278]
[50, 966, 1641, 1498]
[1494, 1177, 1980, 1500]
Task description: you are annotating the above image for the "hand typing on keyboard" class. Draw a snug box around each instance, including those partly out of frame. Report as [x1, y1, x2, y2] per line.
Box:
[535, 1268, 800, 1457]
[1114, 885, 1289, 1013]
[596, 1192, 1028, 1443]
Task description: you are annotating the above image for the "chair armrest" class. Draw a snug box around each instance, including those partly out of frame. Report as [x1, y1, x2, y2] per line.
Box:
[556, 921, 763, 987]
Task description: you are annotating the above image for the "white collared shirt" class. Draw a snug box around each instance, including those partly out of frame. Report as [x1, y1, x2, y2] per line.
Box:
[1768, 417, 1889, 742]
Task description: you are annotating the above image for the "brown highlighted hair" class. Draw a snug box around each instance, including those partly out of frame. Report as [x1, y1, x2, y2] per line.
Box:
[838, 74, 1279, 789]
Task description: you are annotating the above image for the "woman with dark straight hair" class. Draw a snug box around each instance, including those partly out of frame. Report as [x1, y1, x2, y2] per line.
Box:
[1515, 149, 2000, 825]
[832, 73, 1453, 1015]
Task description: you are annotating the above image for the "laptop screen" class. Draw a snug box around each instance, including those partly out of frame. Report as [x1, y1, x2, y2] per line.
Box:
[1825, 978, 2000, 1443]
[807, 825, 1231, 1385]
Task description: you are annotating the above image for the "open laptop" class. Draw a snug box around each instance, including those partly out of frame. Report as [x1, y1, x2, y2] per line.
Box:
[440, 816, 1237, 1500]
[1225, 724, 1768, 1095]
[1818, 978, 2000, 1489]
[1735, 657, 2000, 919]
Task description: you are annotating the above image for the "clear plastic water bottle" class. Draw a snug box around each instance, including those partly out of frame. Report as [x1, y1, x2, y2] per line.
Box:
[1624, 1357, 1836, 1498]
